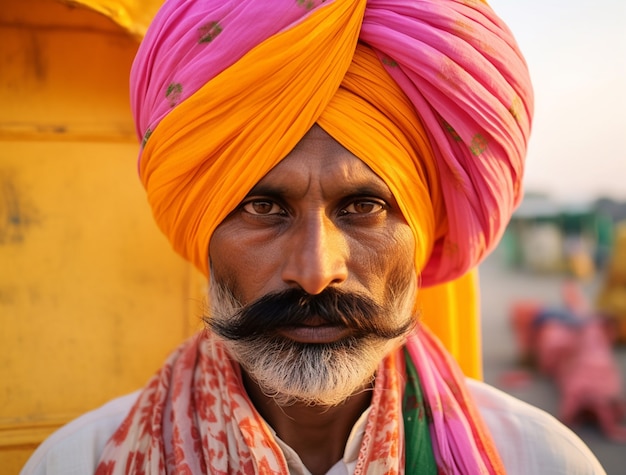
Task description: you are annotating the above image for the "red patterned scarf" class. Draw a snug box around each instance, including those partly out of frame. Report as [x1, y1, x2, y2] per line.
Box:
[96, 327, 504, 474]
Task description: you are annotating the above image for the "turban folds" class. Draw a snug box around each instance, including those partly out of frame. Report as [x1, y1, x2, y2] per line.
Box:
[132, 0, 533, 374]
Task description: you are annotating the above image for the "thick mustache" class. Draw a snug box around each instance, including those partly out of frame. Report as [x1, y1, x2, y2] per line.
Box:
[208, 287, 413, 341]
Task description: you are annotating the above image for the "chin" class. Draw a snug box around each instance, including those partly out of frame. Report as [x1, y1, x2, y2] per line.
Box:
[222, 334, 405, 407]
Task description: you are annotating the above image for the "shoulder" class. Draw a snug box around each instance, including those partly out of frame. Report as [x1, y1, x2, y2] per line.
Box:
[466, 379, 607, 475]
[20, 391, 140, 475]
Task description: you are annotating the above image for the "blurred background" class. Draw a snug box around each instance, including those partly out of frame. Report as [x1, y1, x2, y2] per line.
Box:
[479, 230, 626, 474]
[490, 0, 626, 203]
[1, 0, 625, 474]
[480, 3, 626, 474]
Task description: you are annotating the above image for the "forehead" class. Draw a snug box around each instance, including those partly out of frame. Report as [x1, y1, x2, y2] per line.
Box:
[252, 125, 392, 197]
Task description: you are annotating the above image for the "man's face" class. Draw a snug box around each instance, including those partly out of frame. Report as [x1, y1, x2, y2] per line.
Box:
[208, 124, 417, 406]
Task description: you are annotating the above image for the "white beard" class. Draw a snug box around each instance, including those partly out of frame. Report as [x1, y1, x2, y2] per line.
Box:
[206, 274, 417, 407]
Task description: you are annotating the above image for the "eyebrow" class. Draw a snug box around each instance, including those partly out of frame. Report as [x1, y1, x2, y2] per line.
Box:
[339, 183, 395, 200]
[244, 183, 290, 198]
[244, 181, 395, 202]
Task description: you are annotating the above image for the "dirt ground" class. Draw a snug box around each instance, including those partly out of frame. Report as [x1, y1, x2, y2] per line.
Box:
[479, 249, 626, 475]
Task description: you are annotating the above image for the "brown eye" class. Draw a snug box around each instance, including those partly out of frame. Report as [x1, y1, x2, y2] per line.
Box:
[343, 200, 384, 215]
[242, 200, 283, 215]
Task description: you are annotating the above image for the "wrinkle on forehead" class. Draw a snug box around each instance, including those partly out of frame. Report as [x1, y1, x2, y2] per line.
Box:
[256, 124, 394, 202]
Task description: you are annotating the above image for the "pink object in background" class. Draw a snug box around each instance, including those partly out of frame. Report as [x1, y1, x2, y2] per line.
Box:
[509, 282, 626, 442]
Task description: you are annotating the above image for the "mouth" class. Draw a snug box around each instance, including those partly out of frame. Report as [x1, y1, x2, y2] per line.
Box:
[277, 316, 353, 344]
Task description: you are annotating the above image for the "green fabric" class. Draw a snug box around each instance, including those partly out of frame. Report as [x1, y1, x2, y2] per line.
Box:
[403, 348, 437, 473]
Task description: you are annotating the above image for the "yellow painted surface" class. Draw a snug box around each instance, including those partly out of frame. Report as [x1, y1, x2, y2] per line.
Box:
[0, 1, 202, 472]
[68, 0, 163, 37]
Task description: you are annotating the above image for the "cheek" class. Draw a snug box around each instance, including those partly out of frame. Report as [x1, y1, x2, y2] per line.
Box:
[209, 228, 281, 303]
[209, 226, 250, 300]
[349, 223, 415, 294]
[384, 225, 416, 280]
[380, 226, 417, 308]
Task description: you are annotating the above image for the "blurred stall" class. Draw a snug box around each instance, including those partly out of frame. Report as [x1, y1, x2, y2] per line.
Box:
[502, 193, 614, 279]
[596, 223, 626, 343]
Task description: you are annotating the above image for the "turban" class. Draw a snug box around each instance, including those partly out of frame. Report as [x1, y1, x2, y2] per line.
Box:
[132, 0, 533, 286]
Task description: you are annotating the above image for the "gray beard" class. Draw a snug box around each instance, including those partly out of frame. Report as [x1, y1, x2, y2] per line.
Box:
[205, 274, 418, 407]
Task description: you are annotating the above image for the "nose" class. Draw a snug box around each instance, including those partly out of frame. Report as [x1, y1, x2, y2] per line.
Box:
[281, 213, 348, 295]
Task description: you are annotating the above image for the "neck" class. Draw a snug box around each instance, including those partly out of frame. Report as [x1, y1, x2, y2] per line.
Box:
[241, 370, 373, 475]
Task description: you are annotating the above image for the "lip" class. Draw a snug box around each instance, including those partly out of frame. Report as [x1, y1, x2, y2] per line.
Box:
[277, 325, 352, 344]
[276, 317, 352, 344]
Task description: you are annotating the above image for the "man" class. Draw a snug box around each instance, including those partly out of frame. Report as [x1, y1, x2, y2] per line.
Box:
[22, 0, 606, 473]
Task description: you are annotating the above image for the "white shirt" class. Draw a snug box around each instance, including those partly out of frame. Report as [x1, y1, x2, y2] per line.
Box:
[20, 379, 606, 475]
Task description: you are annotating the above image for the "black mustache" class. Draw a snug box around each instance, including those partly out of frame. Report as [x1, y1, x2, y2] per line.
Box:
[208, 287, 414, 342]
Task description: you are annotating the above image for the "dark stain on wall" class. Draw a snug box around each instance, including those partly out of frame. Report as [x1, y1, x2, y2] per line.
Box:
[0, 170, 40, 244]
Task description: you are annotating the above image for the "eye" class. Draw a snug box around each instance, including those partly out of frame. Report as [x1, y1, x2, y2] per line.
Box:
[341, 199, 385, 215]
[242, 200, 285, 216]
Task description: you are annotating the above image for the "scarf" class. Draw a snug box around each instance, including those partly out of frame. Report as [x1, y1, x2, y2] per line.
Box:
[96, 327, 504, 474]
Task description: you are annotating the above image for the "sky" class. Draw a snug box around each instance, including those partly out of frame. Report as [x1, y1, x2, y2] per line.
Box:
[488, 0, 626, 202]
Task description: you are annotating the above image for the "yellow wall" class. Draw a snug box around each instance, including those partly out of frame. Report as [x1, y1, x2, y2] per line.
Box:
[0, 1, 202, 472]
